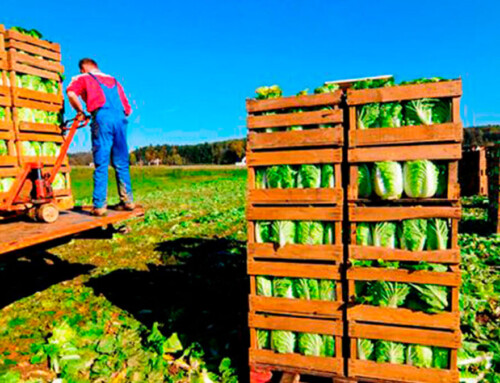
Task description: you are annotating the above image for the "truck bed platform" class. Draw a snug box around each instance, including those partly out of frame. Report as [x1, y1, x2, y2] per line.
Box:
[0, 207, 144, 256]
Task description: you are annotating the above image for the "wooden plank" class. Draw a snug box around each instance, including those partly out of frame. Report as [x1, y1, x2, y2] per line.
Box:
[0, 168, 19, 177]
[249, 243, 343, 262]
[249, 188, 343, 205]
[250, 296, 342, 318]
[347, 267, 461, 286]
[18, 122, 62, 134]
[248, 128, 343, 150]
[346, 80, 462, 106]
[250, 349, 343, 375]
[0, 156, 18, 166]
[248, 109, 343, 130]
[11, 63, 60, 81]
[349, 143, 462, 162]
[10, 52, 63, 72]
[0, 121, 14, 132]
[248, 148, 342, 166]
[248, 261, 341, 280]
[246, 92, 342, 113]
[349, 206, 461, 221]
[349, 245, 461, 264]
[5, 30, 61, 53]
[21, 156, 68, 166]
[248, 206, 343, 221]
[17, 132, 64, 143]
[12, 87, 63, 104]
[13, 98, 62, 112]
[0, 207, 144, 256]
[349, 123, 463, 147]
[349, 322, 461, 348]
[348, 360, 458, 383]
[347, 305, 460, 330]
[0, 131, 15, 140]
[249, 313, 342, 335]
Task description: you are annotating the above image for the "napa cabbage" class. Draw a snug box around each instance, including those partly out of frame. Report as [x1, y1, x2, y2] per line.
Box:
[52, 173, 66, 190]
[0, 140, 7, 156]
[375, 341, 406, 364]
[400, 219, 427, 251]
[257, 330, 269, 349]
[319, 280, 335, 301]
[0, 178, 15, 192]
[406, 345, 433, 368]
[270, 221, 296, 247]
[323, 222, 334, 244]
[256, 276, 272, 297]
[427, 219, 449, 250]
[373, 161, 403, 200]
[379, 103, 403, 128]
[410, 284, 449, 313]
[357, 339, 375, 360]
[298, 333, 323, 356]
[321, 164, 334, 188]
[255, 221, 271, 243]
[297, 221, 324, 245]
[358, 103, 380, 129]
[432, 347, 450, 369]
[255, 85, 282, 99]
[297, 165, 321, 188]
[369, 281, 410, 308]
[372, 222, 397, 248]
[271, 330, 295, 354]
[255, 168, 266, 189]
[272, 278, 294, 298]
[41, 142, 60, 157]
[403, 160, 439, 198]
[356, 223, 372, 246]
[358, 164, 372, 198]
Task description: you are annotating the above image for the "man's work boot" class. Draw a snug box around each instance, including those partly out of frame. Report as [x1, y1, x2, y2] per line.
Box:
[113, 201, 136, 211]
[91, 207, 108, 217]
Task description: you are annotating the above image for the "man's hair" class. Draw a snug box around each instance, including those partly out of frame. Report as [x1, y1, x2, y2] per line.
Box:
[79, 58, 98, 70]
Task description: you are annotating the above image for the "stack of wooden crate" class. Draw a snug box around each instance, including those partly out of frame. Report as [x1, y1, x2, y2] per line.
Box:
[246, 92, 345, 379]
[0, 26, 73, 209]
[345, 80, 463, 382]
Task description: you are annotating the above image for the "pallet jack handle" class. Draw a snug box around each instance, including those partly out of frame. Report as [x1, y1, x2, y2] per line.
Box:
[48, 114, 90, 184]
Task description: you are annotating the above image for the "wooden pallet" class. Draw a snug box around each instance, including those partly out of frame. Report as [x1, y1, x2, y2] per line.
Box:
[347, 143, 461, 202]
[249, 313, 344, 377]
[346, 80, 462, 147]
[348, 322, 460, 383]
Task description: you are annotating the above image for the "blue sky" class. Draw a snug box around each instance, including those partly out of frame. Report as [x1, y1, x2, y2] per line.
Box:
[3, 1, 499, 152]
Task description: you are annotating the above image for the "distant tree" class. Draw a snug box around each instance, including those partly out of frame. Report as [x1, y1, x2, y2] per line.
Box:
[129, 152, 137, 165]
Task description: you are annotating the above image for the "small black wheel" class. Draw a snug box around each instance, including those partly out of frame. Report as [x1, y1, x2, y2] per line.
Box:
[36, 203, 59, 223]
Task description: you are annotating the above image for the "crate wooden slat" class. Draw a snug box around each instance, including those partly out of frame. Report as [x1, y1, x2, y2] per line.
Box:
[250, 296, 342, 319]
[247, 92, 343, 113]
[349, 205, 461, 221]
[248, 148, 342, 167]
[249, 313, 344, 376]
[12, 87, 63, 105]
[21, 156, 68, 166]
[346, 80, 462, 106]
[249, 243, 343, 262]
[249, 261, 341, 280]
[347, 267, 460, 286]
[248, 205, 343, 221]
[248, 128, 343, 150]
[248, 110, 343, 130]
[348, 143, 461, 163]
[17, 132, 64, 143]
[348, 360, 459, 383]
[249, 188, 343, 205]
[347, 305, 460, 330]
[349, 123, 463, 147]
[0, 156, 18, 166]
[5, 30, 61, 58]
[349, 245, 460, 264]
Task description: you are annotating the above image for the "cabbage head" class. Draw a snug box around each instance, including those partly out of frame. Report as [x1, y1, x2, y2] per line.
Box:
[373, 161, 403, 200]
[255, 168, 266, 189]
[405, 98, 450, 125]
[256, 276, 272, 297]
[298, 333, 323, 356]
[407, 345, 433, 368]
[0, 107, 6, 121]
[372, 222, 397, 248]
[297, 221, 324, 245]
[319, 280, 335, 301]
[307, 279, 319, 300]
[356, 223, 372, 246]
[321, 164, 334, 188]
[432, 347, 450, 369]
[293, 279, 311, 300]
[358, 164, 372, 198]
[271, 330, 295, 354]
[41, 142, 60, 157]
[272, 278, 294, 298]
[358, 103, 380, 129]
[427, 219, 449, 250]
[18, 108, 34, 123]
[255, 221, 271, 243]
[358, 339, 374, 360]
[400, 219, 427, 251]
[322, 335, 335, 357]
[410, 284, 449, 313]
[265, 166, 282, 188]
[375, 341, 406, 364]
[0, 140, 7, 156]
[403, 160, 439, 198]
[379, 103, 403, 128]
[21, 141, 36, 156]
[370, 281, 410, 308]
[297, 165, 321, 188]
[265, 165, 296, 188]
[323, 222, 334, 244]
[0, 178, 15, 192]
[52, 173, 66, 190]
[270, 221, 296, 247]
[31, 142, 42, 156]
[257, 330, 270, 349]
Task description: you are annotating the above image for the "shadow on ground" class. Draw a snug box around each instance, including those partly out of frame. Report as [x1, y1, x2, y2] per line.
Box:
[0, 250, 94, 309]
[86, 238, 249, 377]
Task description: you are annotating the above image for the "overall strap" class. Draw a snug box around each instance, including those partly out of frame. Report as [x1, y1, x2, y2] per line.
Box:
[89, 72, 118, 88]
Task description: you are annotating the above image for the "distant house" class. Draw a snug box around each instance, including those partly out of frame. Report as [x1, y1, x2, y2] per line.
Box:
[149, 159, 161, 166]
[235, 156, 246, 167]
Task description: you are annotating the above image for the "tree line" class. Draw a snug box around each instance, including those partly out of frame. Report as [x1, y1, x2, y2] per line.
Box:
[69, 138, 247, 166]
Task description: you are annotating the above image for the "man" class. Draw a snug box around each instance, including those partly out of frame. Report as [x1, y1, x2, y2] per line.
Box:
[67, 58, 135, 216]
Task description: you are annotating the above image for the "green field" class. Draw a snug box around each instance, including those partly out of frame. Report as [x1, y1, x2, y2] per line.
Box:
[0, 166, 498, 382]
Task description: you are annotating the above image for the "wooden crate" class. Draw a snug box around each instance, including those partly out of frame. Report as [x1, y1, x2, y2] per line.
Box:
[249, 313, 344, 377]
[15, 132, 67, 167]
[347, 80, 463, 147]
[347, 205, 461, 331]
[348, 322, 460, 383]
[348, 143, 461, 202]
[0, 130, 19, 167]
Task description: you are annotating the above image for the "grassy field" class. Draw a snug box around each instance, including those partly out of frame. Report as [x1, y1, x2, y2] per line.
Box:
[0, 166, 498, 382]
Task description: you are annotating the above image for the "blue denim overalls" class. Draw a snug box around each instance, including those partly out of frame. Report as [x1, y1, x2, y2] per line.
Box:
[89, 73, 133, 208]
